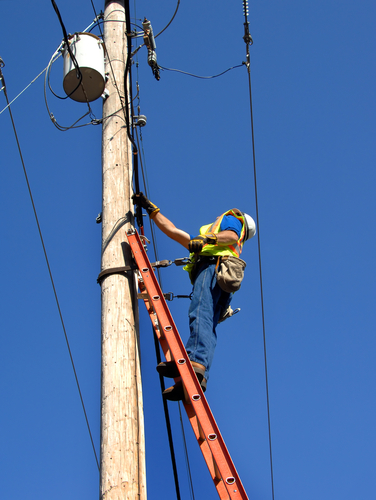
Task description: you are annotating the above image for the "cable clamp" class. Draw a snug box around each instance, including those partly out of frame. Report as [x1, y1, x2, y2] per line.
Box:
[95, 11, 104, 22]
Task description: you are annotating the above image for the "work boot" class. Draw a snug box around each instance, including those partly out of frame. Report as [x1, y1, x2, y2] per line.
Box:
[162, 362, 207, 401]
[162, 379, 185, 401]
[156, 360, 179, 378]
[191, 361, 207, 392]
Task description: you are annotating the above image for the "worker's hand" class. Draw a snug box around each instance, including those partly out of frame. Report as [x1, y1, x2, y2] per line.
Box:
[132, 192, 160, 219]
[188, 233, 217, 253]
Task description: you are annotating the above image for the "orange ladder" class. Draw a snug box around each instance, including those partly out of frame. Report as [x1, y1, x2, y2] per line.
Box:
[127, 228, 249, 500]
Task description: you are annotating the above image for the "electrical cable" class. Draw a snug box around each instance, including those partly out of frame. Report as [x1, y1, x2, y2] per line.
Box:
[152, 328, 182, 500]
[133, 68, 185, 500]
[42, 34, 100, 130]
[101, 216, 128, 255]
[0, 63, 100, 473]
[0, 65, 47, 116]
[124, 0, 143, 229]
[155, 0, 181, 38]
[178, 402, 196, 500]
[50, 0, 83, 99]
[131, 0, 181, 57]
[242, 1, 275, 499]
[158, 63, 245, 79]
[90, 2, 134, 157]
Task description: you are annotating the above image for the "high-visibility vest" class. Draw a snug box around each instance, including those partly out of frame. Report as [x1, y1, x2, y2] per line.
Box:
[183, 208, 246, 280]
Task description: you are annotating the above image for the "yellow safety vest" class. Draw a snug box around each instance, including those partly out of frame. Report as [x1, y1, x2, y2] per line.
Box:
[184, 208, 246, 281]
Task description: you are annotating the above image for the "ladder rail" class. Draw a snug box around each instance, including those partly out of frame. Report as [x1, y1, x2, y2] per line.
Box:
[127, 228, 249, 500]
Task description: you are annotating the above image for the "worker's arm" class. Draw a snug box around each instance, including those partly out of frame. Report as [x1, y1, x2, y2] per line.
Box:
[132, 192, 190, 249]
[152, 211, 191, 249]
[148, 213, 237, 251]
[216, 230, 238, 246]
[132, 193, 238, 252]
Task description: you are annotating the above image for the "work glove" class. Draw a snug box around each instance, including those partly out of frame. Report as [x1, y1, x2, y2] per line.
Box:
[131, 192, 160, 219]
[188, 233, 217, 253]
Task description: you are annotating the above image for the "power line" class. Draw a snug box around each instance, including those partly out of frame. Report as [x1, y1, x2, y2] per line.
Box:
[0, 65, 47, 116]
[155, 0, 181, 38]
[241, 1, 276, 498]
[0, 60, 100, 473]
[158, 63, 245, 79]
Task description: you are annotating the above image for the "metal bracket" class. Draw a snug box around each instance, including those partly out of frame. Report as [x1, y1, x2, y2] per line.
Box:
[97, 259, 173, 283]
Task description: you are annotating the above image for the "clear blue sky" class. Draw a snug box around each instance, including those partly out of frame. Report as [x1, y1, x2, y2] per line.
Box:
[0, 1, 375, 499]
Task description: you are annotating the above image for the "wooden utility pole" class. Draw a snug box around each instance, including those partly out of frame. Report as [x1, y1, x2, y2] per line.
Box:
[100, 1, 146, 499]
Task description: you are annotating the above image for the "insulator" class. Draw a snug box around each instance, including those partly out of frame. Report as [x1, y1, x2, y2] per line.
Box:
[147, 50, 157, 68]
[142, 18, 156, 51]
[133, 115, 147, 127]
[242, 0, 249, 17]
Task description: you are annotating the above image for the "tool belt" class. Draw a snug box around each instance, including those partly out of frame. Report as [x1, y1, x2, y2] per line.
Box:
[190, 255, 246, 294]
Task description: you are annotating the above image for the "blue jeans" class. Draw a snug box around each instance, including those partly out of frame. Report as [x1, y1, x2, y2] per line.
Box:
[185, 263, 232, 381]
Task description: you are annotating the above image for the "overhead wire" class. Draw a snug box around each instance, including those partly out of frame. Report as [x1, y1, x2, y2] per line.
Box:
[0, 65, 47, 116]
[131, 0, 181, 57]
[242, 1, 276, 499]
[50, 0, 83, 98]
[158, 63, 245, 79]
[155, 0, 181, 38]
[0, 61, 100, 473]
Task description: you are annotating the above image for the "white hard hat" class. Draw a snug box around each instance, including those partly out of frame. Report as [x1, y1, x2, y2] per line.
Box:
[243, 213, 256, 240]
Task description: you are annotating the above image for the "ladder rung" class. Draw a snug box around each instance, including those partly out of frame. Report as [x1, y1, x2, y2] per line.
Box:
[213, 457, 222, 483]
[196, 416, 206, 444]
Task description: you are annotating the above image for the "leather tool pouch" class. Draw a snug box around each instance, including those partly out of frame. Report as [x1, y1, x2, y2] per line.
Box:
[215, 255, 246, 293]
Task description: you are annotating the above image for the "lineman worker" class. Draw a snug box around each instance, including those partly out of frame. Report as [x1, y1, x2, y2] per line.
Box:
[132, 192, 256, 401]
